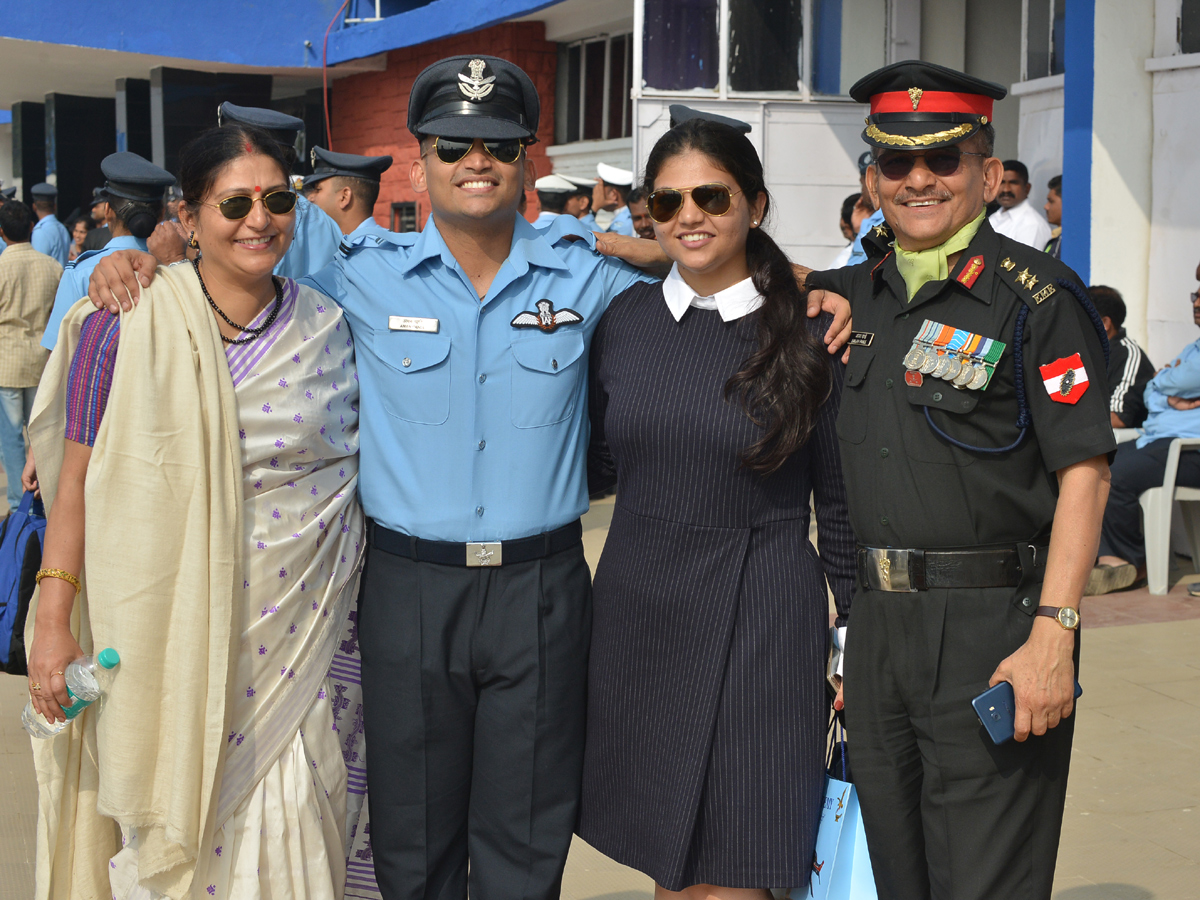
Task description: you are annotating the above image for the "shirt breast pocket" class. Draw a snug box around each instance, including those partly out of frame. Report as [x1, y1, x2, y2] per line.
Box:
[836, 348, 874, 444]
[510, 332, 585, 429]
[372, 329, 452, 425]
[905, 381, 983, 466]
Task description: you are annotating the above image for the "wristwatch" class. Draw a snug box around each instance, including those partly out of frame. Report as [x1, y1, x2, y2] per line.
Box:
[1035, 605, 1080, 630]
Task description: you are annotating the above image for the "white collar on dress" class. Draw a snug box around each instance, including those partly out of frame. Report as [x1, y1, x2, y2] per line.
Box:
[661, 262, 764, 323]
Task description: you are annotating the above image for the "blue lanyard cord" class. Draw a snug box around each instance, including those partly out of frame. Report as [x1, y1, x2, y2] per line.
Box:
[922, 277, 1108, 454]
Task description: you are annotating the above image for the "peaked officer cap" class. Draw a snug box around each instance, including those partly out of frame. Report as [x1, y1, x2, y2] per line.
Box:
[597, 163, 633, 187]
[100, 152, 177, 203]
[534, 174, 577, 193]
[31, 183, 57, 199]
[668, 104, 752, 134]
[408, 55, 539, 141]
[304, 146, 394, 189]
[850, 60, 1006, 150]
[218, 102, 305, 144]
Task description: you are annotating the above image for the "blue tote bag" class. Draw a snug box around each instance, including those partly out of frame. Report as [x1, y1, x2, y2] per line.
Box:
[790, 716, 878, 900]
[0, 491, 48, 675]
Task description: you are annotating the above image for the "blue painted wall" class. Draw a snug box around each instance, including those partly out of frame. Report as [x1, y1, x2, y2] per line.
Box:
[1061, 0, 1094, 283]
[0, 2, 338, 68]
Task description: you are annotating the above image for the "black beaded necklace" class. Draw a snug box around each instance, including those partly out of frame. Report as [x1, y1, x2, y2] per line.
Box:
[192, 257, 283, 345]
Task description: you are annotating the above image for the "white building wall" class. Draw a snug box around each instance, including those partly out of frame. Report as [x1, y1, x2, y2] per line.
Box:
[632, 98, 869, 270]
[1146, 58, 1200, 365]
[0, 124, 12, 190]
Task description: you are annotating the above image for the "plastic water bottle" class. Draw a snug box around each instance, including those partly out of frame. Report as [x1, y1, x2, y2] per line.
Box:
[21, 648, 121, 738]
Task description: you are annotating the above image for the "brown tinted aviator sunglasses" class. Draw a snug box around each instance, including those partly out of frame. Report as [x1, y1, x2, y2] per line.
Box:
[205, 190, 297, 220]
[645, 182, 743, 224]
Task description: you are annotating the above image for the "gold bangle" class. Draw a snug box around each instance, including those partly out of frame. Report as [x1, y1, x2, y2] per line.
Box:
[35, 568, 82, 595]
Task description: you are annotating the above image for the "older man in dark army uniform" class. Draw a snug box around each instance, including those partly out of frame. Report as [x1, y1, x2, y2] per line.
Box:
[805, 61, 1114, 900]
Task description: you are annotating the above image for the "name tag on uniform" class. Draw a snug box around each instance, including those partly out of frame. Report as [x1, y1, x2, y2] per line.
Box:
[389, 316, 439, 333]
[849, 331, 874, 347]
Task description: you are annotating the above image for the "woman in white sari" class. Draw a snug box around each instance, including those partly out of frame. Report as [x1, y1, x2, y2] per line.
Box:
[24, 126, 366, 900]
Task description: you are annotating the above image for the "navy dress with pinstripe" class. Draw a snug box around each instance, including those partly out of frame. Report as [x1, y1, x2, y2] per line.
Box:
[580, 280, 857, 890]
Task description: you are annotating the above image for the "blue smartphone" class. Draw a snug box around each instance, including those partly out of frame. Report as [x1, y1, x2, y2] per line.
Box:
[971, 680, 1083, 745]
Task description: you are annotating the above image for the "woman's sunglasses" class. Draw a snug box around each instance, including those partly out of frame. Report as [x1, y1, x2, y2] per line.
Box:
[646, 182, 743, 224]
[875, 148, 988, 181]
[431, 137, 525, 166]
[207, 190, 297, 220]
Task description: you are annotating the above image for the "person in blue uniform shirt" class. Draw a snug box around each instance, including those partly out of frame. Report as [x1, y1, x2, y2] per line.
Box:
[594, 162, 635, 235]
[302, 145, 393, 239]
[217, 102, 343, 279]
[30, 183, 71, 265]
[41, 153, 174, 351]
[845, 150, 886, 267]
[532, 173, 580, 228]
[79, 58, 853, 900]
[565, 175, 600, 230]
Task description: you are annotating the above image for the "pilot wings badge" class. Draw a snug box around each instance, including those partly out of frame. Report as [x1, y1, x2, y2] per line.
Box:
[511, 300, 584, 333]
[458, 58, 496, 102]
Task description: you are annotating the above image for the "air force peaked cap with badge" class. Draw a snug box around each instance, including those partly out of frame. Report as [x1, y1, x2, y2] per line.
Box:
[0, 187, 15, 200]
[305, 146, 394, 189]
[408, 55, 539, 141]
[100, 152, 176, 202]
[850, 60, 1006, 150]
[31, 183, 57, 199]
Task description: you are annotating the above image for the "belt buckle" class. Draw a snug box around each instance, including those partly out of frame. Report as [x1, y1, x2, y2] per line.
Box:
[865, 548, 918, 592]
[466, 542, 503, 567]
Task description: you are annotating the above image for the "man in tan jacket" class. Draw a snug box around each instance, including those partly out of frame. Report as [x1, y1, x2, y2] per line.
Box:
[0, 200, 61, 512]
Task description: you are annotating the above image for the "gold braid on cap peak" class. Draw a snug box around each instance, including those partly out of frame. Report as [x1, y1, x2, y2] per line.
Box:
[866, 122, 976, 147]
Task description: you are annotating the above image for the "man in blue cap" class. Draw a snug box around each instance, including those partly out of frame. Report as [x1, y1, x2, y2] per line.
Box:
[218, 102, 344, 279]
[30, 183, 71, 265]
[41, 152, 175, 351]
[303, 145, 393, 239]
[845, 149, 885, 267]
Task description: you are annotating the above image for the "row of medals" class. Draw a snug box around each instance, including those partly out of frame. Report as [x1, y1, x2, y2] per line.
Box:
[904, 342, 990, 390]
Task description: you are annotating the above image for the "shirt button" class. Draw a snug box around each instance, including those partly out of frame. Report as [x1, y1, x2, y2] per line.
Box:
[880, 448, 889, 458]
[552, 359, 559, 370]
[402, 357, 412, 368]
[902, 313, 910, 319]
[1021, 597, 1033, 608]
[478, 440, 486, 450]
[476, 506, 484, 517]
[479, 374, 487, 384]
[932, 391, 943, 402]
[880, 516, 889, 526]
[885, 378, 893, 388]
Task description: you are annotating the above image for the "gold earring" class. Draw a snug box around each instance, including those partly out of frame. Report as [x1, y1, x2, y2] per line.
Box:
[188, 231, 199, 249]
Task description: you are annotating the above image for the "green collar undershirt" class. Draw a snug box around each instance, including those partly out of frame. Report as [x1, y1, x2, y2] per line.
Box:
[893, 209, 986, 301]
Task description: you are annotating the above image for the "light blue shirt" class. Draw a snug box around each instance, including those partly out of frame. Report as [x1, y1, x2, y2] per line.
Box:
[347, 216, 392, 240]
[0, 235, 6, 253]
[302, 214, 652, 541]
[533, 211, 562, 230]
[1137, 338, 1200, 448]
[578, 212, 599, 232]
[275, 194, 343, 280]
[846, 207, 885, 267]
[42, 235, 148, 350]
[605, 205, 634, 236]
[32, 215, 71, 266]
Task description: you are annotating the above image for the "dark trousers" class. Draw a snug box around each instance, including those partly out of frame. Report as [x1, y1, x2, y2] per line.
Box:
[358, 539, 592, 900]
[1098, 437, 1200, 567]
[843, 587, 1078, 900]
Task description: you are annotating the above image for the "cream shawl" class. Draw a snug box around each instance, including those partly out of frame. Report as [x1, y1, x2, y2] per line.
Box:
[27, 264, 243, 900]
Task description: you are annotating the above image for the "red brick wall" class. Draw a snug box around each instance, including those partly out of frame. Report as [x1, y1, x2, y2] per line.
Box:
[329, 22, 557, 228]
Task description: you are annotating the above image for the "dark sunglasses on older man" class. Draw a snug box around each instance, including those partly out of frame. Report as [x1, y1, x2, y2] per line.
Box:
[432, 136, 525, 165]
[875, 147, 988, 181]
[646, 182, 743, 223]
[207, 190, 298, 220]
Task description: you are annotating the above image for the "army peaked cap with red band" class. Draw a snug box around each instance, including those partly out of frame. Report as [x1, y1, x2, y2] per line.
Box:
[849, 60, 1007, 150]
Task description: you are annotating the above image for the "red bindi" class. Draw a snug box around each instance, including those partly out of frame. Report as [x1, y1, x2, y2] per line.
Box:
[244, 142, 253, 154]
[254, 186, 261, 193]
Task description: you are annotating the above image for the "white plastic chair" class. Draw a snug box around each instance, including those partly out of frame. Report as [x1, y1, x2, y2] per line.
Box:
[1138, 437, 1200, 594]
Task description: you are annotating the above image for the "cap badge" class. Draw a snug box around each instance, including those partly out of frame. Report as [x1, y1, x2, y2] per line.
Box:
[310, 148, 318, 167]
[908, 87, 923, 111]
[459, 59, 496, 102]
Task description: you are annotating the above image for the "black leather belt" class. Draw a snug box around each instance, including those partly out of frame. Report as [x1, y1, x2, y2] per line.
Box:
[857, 543, 1049, 592]
[367, 519, 582, 567]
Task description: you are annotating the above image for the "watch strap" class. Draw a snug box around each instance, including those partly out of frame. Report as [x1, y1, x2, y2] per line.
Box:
[1035, 605, 1080, 628]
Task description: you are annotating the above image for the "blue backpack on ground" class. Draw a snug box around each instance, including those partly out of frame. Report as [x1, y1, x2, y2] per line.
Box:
[0, 491, 47, 676]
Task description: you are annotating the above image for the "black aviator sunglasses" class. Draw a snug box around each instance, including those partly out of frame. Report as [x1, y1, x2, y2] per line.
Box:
[874, 147, 988, 181]
[429, 136, 526, 166]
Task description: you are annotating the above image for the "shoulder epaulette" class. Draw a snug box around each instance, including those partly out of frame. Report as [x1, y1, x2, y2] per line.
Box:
[993, 240, 1080, 310]
[64, 249, 102, 270]
[337, 231, 415, 258]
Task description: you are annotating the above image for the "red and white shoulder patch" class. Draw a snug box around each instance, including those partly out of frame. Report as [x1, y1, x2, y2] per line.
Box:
[1039, 353, 1089, 404]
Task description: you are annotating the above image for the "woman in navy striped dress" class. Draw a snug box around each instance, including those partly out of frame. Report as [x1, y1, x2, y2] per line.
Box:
[580, 118, 857, 900]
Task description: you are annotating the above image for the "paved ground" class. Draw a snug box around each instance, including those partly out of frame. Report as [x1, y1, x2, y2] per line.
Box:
[2, 489, 1197, 899]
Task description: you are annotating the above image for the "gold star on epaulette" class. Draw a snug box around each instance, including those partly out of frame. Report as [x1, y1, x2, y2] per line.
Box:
[1026, 274, 1039, 290]
[1001, 258, 1016, 271]
[873, 224, 890, 238]
[1016, 267, 1032, 287]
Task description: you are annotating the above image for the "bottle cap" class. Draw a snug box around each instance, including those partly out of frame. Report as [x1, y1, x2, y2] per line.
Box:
[97, 648, 120, 669]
